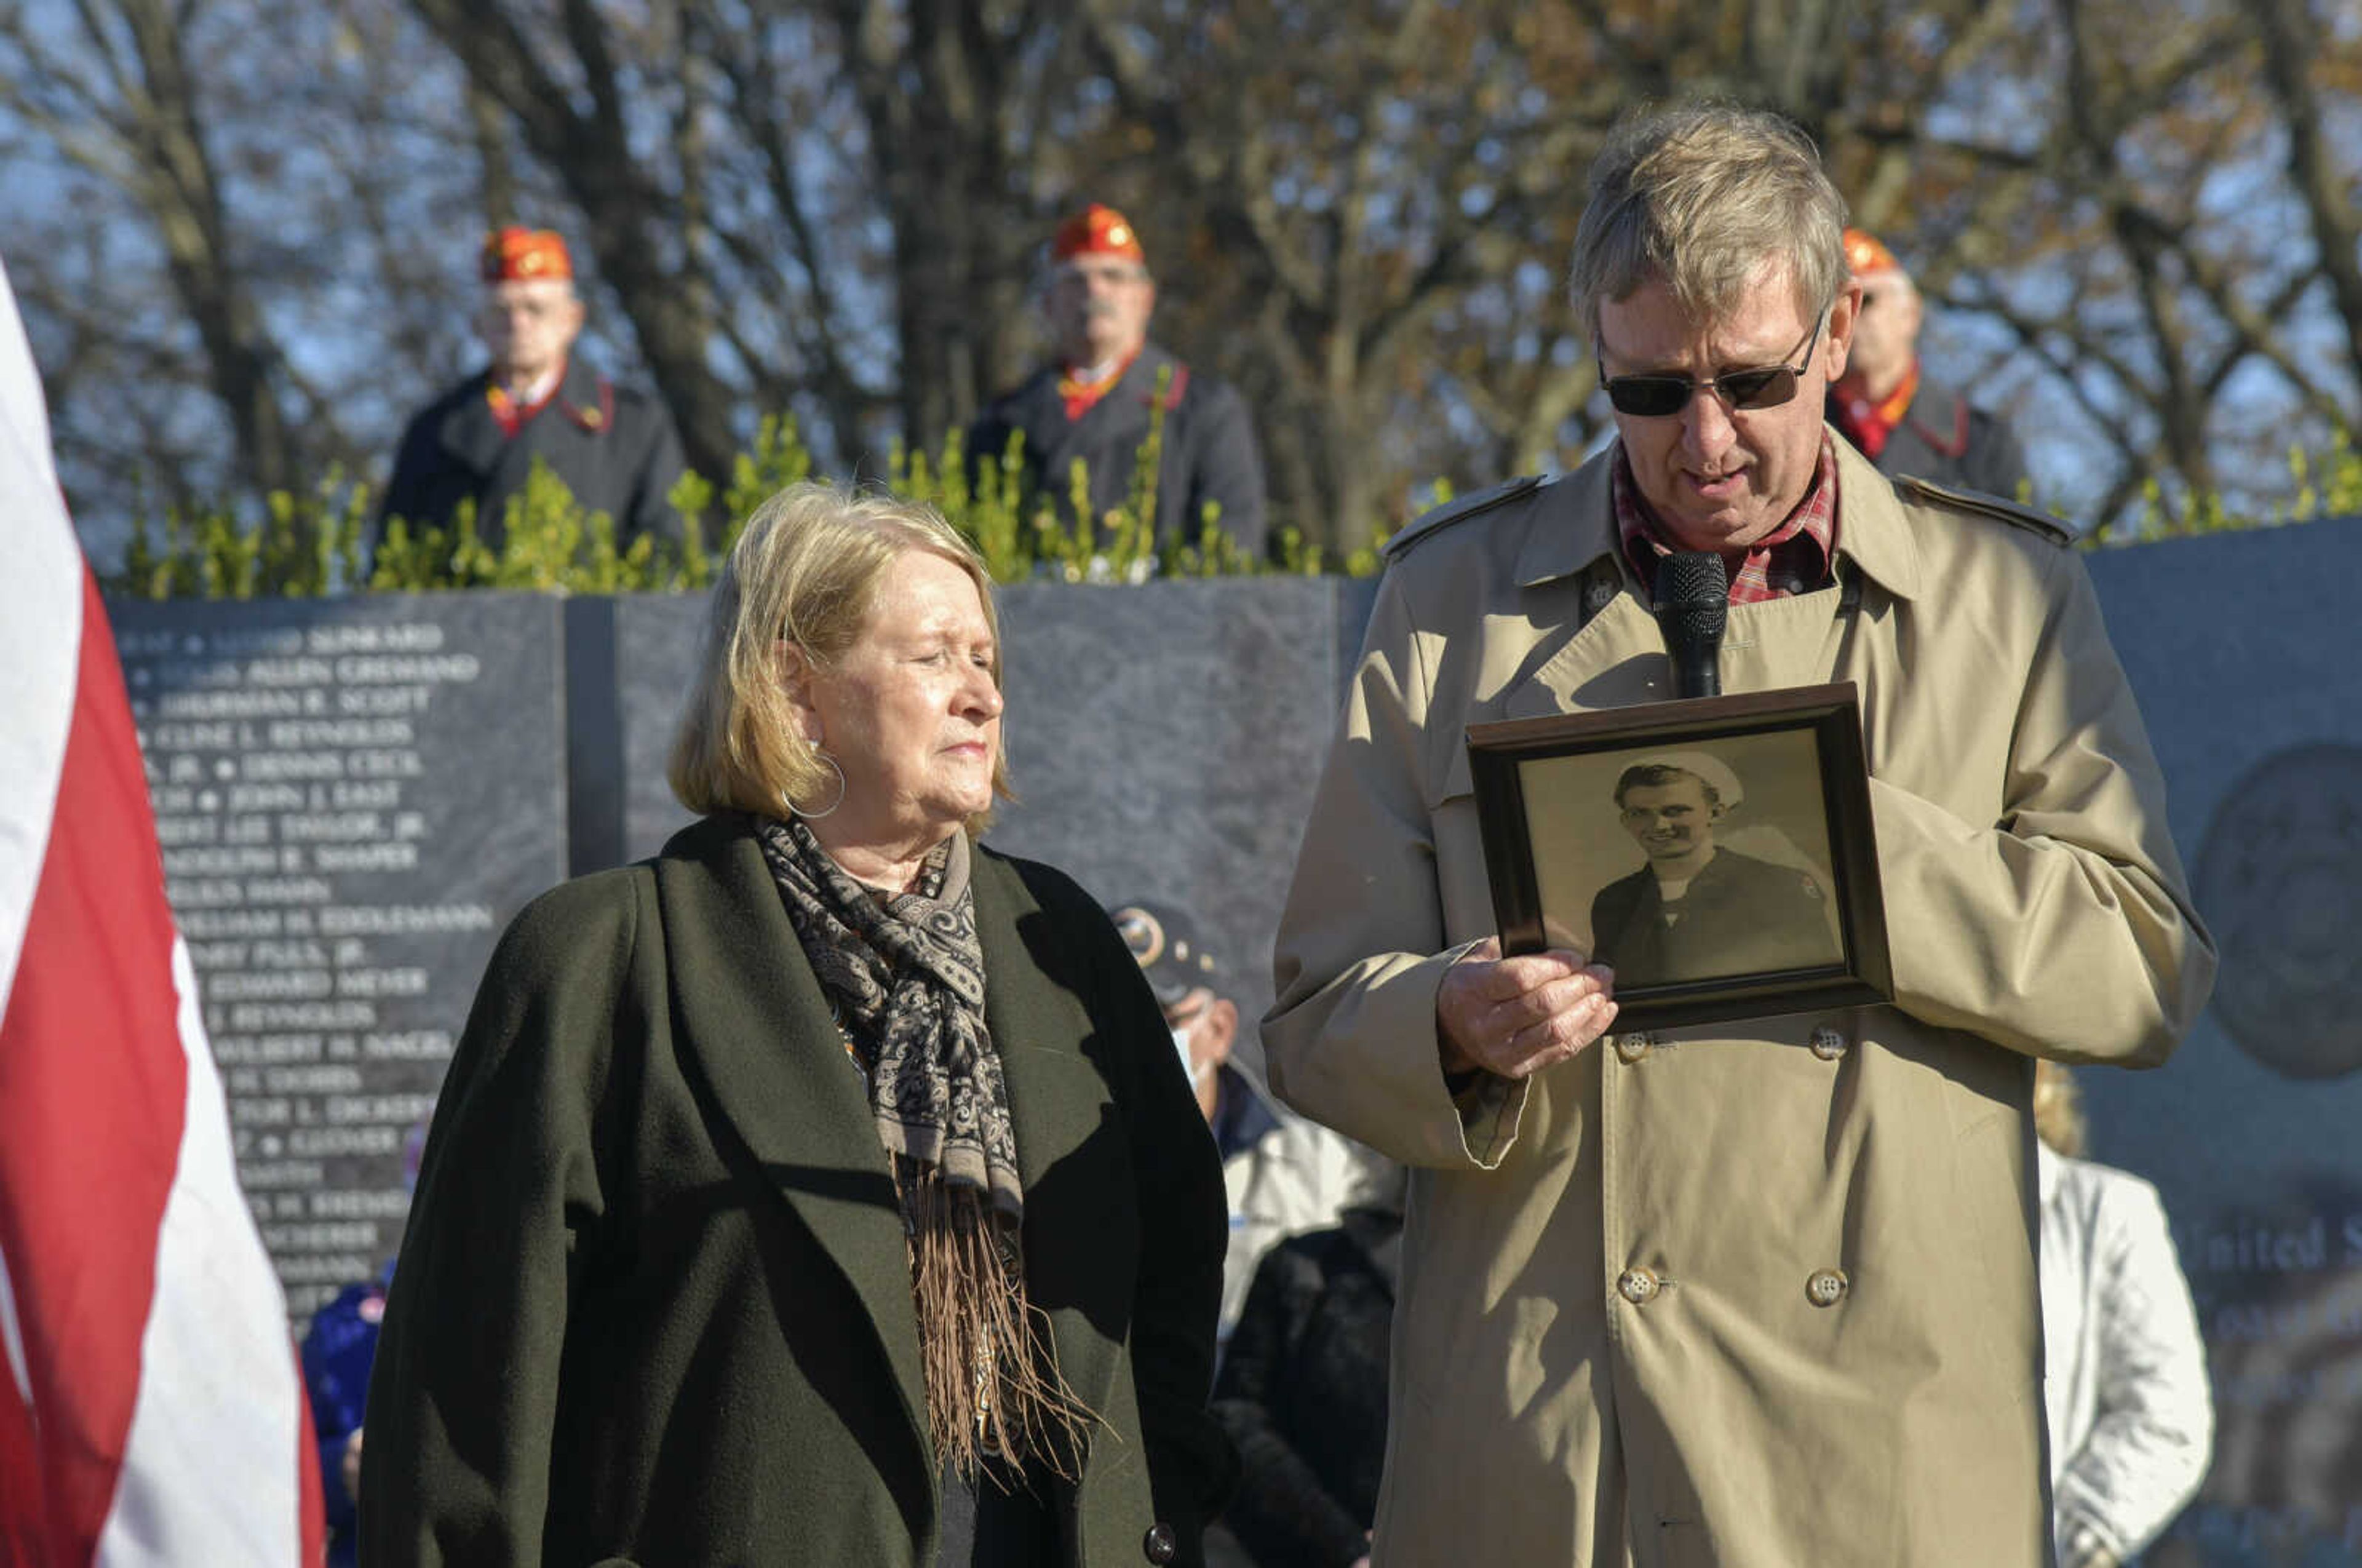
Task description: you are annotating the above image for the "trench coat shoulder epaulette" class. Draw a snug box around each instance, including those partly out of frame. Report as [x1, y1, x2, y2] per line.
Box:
[1382, 475, 1545, 560]
[1893, 474, 2075, 549]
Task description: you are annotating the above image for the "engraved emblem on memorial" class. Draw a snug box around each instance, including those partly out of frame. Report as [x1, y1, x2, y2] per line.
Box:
[2193, 743, 2362, 1082]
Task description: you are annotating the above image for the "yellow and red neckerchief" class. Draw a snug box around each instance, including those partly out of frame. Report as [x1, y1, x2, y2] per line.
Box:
[1832, 360, 1919, 461]
[486, 359, 567, 439]
[1058, 349, 1139, 423]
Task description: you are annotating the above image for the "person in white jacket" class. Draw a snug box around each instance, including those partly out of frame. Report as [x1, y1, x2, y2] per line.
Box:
[1109, 897, 1393, 1345]
[2036, 1061, 2215, 1567]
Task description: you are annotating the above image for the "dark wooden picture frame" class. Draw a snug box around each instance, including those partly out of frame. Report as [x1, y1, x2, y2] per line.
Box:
[1466, 682, 1892, 1033]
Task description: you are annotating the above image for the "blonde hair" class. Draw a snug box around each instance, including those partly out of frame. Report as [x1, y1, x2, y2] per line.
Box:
[667, 480, 1011, 824]
[1570, 100, 1848, 345]
[2031, 1060, 2088, 1158]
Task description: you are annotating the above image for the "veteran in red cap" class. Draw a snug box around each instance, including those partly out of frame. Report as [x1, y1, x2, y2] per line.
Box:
[372, 225, 686, 557]
[1824, 226, 2029, 498]
[968, 204, 1269, 558]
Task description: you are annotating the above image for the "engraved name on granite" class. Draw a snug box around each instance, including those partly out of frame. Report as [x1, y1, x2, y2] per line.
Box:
[116, 595, 563, 1318]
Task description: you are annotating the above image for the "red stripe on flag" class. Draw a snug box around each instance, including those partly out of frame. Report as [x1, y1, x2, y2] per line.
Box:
[0, 566, 193, 1560]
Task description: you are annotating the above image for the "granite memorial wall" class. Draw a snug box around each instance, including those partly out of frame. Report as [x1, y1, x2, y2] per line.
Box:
[116, 517, 2362, 1562]
[117, 595, 566, 1320]
[2074, 522, 2362, 1567]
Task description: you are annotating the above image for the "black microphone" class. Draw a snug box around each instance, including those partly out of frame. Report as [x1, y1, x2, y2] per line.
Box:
[1657, 551, 1727, 699]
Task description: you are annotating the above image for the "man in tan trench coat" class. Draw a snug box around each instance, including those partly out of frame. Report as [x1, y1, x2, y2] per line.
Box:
[1264, 102, 2216, 1568]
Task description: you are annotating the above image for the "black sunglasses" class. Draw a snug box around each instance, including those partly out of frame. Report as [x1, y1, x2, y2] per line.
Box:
[1599, 312, 1828, 419]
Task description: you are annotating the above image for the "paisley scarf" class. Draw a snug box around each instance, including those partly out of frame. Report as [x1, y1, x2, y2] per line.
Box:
[758, 815, 1087, 1479]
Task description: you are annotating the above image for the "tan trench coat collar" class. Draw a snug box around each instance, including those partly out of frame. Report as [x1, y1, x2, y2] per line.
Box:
[1512, 432, 1928, 603]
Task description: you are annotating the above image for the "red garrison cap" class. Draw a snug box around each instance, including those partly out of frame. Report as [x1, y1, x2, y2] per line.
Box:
[1843, 228, 1902, 278]
[481, 226, 574, 284]
[1051, 204, 1147, 266]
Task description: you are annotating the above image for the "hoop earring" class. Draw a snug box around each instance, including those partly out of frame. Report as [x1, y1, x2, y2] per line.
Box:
[789, 752, 847, 820]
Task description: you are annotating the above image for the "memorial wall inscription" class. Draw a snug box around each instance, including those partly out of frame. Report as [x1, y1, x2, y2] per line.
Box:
[114, 595, 564, 1319]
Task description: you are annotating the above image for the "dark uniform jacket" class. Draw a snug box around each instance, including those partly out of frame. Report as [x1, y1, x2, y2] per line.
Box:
[969, 343, 1268, 558]
[375, 356, 685, 554]
[360, 814, 1237, 1567]
[1588, 845, 1839, 989]
[1211, 1208, 1399, 1568]
[1829, 375, 2029, 500]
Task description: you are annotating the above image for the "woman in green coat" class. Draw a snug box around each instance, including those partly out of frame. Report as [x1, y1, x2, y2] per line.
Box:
[360, 482, 1236, 1566]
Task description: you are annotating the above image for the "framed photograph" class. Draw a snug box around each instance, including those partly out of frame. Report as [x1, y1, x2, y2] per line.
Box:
[1466, 683, 1891, 1033]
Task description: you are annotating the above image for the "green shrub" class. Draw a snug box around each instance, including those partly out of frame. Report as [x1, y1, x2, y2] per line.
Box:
[118, 471, 371, 600]
[2082, 429, 2362, 547]
[106, 404, 1324, 598]
[101, 418, 2356, 599]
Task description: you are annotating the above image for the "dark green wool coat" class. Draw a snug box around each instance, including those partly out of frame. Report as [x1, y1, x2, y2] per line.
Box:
[359, 814, 1236, 1566]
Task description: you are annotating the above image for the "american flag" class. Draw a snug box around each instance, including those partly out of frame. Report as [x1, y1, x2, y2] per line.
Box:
[0, 252, 323, 1563]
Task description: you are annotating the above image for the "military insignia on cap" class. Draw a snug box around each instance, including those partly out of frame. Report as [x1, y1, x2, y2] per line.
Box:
[582, 407, 605, 429]
[2195, 743, 2362, 1081]
[1842, 227, 1901, 277]
[480, 225, 575, 284]
[1051, 202, 1148, 266]
[1113, 905, 1166, 966]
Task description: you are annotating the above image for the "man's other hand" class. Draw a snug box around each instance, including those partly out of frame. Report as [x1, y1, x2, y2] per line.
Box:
[1437, 937, 1617, 1080]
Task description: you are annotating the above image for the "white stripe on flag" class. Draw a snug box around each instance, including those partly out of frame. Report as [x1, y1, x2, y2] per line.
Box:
[0, 243, 319, 1563]
[96, 937, 306, 1564]
[0, 249, 79, 1030]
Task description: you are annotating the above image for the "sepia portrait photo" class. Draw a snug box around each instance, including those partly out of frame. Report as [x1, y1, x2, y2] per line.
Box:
[1467, 685, 1891, 1031]
[1527, 736, 1841, 985]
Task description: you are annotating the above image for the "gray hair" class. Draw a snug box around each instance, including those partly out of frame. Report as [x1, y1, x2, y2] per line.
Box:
[1570, 100, 1848, 344]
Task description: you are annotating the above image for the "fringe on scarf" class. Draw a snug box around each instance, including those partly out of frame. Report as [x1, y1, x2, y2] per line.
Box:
[899, 1158, 1096, 1484]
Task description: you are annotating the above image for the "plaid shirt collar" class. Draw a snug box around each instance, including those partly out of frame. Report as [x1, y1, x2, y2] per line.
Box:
[1613, 434, 1842, 604]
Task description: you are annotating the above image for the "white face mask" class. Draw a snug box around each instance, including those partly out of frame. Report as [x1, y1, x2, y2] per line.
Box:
[1170, 1021, 1209, 1088]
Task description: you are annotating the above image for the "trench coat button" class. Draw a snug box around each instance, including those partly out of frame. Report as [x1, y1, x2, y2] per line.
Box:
[1613, 1031, 1654, 1063]
[1142, 1522, 1178, 1564]
[1617, 1266, 1661, 1305]
[1806, 1268, 1850, 1307]
[1809, 1025, 1848, 1061]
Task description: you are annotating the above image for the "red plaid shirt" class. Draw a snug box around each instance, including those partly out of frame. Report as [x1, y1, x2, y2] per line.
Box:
[1613, 435, 1841, 603]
